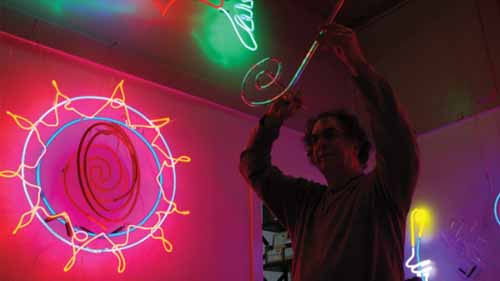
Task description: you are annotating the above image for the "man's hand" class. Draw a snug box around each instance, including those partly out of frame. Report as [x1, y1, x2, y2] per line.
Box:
[322, 24, 369, 76]
[263, 92, 302, 128]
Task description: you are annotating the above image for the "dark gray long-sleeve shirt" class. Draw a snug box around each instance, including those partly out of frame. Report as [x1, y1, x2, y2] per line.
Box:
[240, 73, 419, 281]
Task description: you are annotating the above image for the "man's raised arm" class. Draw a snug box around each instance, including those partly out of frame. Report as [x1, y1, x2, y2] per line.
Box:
[324, 24, 419, 207]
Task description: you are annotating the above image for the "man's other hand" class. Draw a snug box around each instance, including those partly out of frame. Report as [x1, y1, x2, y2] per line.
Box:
[264, 92, 302, 127]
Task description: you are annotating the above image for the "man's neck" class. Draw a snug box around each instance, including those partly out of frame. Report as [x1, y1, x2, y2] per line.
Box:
[326, 169, 362, 192]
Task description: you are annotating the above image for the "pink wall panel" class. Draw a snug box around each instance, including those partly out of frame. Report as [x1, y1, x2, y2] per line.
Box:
[0, 31, 320, 281]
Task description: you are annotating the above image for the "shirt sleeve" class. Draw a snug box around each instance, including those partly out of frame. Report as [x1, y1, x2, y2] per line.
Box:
[239, 116, 311, 231]
[354, 73, 420, 212]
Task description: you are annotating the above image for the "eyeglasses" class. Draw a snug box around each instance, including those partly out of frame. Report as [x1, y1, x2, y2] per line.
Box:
[309, 128, 343, 144]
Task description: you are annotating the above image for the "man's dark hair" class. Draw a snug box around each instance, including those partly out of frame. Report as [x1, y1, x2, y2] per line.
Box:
[303, 109, 371, 168]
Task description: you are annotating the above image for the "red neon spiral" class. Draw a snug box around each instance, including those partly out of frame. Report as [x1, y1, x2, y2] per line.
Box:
[69, 122, 141, 227]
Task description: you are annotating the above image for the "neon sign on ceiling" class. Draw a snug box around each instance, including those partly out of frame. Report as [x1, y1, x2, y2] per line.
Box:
[0, 80, 191, 273]
[154, 0, 258, 52]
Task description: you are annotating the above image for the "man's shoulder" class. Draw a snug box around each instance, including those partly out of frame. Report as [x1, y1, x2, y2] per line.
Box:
[297, 177, 328, 194]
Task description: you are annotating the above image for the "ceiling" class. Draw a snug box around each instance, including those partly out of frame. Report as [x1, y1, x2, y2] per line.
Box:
[3, 0, 496, 134]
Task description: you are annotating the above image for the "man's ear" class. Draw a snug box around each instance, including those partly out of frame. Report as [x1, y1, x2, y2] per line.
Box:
[352, 142, 361, 158]
[307, 151, 318, 166]
[355, 142, 361, 153]
[312, 157, 318, 167]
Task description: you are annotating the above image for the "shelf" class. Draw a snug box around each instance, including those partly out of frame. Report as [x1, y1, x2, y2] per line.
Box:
[264, 259, 292, 272]
[263, 206, 292, 280]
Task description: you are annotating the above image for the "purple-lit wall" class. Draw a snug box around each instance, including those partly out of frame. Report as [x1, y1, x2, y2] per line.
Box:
[405, 107, 500, 280]
[0, 31, 322, 281]
[356, 0, 500, 279]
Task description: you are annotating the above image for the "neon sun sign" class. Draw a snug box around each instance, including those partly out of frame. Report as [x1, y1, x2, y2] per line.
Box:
[0, 80, 191, 273]
[154, 0, 258, 51]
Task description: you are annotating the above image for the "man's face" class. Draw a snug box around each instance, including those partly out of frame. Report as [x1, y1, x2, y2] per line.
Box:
[310, 117, 359, 174]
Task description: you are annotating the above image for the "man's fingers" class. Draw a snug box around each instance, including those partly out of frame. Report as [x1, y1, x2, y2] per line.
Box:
[280, 93, 302, 114]
[282, 90, 301, 102]
[323, 23, 352, 33]
[266, 89, 301, 120]
[323, 32, 351, 50]
[331, 23, 352, 32]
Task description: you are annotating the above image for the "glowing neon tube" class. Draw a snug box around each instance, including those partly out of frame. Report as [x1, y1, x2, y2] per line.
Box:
[494, 192, 500, 226]
[218, 0, 258, 51]
[240, 0, 345, 106]
[153, 0, 257, 51]
[405, 208, 433, 281]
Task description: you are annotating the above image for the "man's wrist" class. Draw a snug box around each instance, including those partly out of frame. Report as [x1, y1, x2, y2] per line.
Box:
[352, 62, 375, 78]
[261, 114, 283, 129]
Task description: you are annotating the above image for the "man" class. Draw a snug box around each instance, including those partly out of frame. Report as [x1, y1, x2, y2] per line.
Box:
[239, 24, 419, 281]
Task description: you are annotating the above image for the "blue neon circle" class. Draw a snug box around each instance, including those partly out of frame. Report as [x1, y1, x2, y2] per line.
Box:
[36, 116, 163, 238]
[494, 192, 500, 226]
[20, 96, 177, 253]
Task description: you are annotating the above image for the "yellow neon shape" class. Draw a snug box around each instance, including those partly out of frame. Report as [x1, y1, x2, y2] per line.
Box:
[410, 208, 431, 247]
[406, 208, 433, 281]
